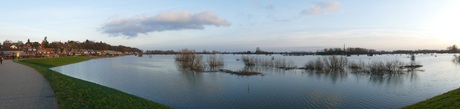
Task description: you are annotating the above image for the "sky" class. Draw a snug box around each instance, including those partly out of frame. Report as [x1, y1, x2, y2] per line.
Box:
[1, 0, 459, 52]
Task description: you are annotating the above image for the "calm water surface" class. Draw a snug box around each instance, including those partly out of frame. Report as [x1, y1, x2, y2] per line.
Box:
[51, 54, 460, 108]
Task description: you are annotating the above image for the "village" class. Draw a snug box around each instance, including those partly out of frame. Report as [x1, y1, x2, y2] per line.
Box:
[0, 37, 143, 59]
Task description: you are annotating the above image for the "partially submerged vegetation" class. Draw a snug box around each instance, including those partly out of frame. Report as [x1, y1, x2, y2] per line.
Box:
[305, 58, 325, 70]
[301, 56, 420, 75]
[238, 55, 422, 76]
[174, 50, 265, 76]
[453, 55, 460, 64]
[365, 60, 405, 74]
[322, 55, 348, 70]
[175, 49, 424, 76]
[207, 54, 225, 69]
[175, 49, 205, 72]
[241, 56, 295, 69]
[18, 57, 170, 108]
[175, 49, 227, 72]
[304, 56, 348, 72]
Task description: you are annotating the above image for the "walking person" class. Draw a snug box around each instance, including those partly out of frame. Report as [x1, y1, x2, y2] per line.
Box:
[0, 56, 3, 64]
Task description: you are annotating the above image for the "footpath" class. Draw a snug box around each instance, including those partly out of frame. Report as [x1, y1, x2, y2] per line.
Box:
[0, 60, 58, 109]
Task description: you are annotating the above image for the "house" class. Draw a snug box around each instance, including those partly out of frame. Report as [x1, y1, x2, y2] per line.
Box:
[10, 45, 18, 49]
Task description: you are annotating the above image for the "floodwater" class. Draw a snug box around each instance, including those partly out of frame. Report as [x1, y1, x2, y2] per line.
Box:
[51, 54, 460, 109]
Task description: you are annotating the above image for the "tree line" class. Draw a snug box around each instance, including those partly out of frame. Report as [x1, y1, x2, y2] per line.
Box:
[1, 38, 142, 53]
[145, 45, 460, 55]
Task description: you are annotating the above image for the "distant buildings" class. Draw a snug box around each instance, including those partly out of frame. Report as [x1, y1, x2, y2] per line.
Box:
[0, 37, 142, 59]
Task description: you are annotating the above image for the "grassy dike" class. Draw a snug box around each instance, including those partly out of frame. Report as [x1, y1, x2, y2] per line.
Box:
[403, 87, 460, 108]
[17, 56, 171, 109]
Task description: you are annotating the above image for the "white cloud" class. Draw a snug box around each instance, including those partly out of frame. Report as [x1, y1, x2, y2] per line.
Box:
[100, 11, 230, 37]
[301, 0, 342, 15]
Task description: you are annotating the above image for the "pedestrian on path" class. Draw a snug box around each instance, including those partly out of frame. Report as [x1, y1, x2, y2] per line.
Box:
[0, 56, 3, 64]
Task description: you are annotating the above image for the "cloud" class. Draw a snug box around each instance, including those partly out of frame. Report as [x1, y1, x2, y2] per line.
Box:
[301, 0, 342, 15]
[100, 11, 230, 37]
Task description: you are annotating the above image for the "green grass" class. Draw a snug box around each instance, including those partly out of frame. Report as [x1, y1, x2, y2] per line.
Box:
[17, 56, 171, 109]
[402, 87, 460, 109]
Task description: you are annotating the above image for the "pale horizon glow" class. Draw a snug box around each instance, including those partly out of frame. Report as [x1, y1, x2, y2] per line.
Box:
[0, 0, 459, 52]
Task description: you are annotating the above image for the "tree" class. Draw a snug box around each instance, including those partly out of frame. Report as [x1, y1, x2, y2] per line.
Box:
[32, 42, 40, 48]
[447, 45, 458, 52]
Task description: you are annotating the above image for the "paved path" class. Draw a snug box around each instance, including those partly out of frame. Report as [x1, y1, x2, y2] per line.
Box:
[0, 60, 58, 109]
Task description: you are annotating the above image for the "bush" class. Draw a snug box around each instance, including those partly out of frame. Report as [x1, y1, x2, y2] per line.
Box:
[366, 60, 405, 75]
[242, 56, 257, 66]
[241, 56, 295, 68]
[175, 49, 205, 72]
[305, 58, 324, 70]
[348, 60, 365, 70]
[453, 55, 460, 64]
[207, 55, 224, 68]
[323, 55, 348, 69]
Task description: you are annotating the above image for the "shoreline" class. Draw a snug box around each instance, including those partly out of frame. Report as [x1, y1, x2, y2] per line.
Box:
[17, 56, 170, 108]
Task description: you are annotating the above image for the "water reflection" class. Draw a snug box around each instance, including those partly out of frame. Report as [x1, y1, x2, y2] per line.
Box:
[452, 55, 460, 64]
[50, 54, 460, 109]
[350, 70, 419, 87]
[303, 70, 347, 84]
[241, 66, 285, 73]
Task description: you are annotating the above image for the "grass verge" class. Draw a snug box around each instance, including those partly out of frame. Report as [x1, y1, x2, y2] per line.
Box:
[17, 56, 171, 109]
[402, 87, 460, 108]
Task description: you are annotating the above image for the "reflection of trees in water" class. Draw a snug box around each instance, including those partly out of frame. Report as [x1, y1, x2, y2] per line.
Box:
[452, 55, 460, 64]
[352, 70, 419, 86]
[369, 73, 404, 85]
[301, 67, 420, 86]
[303, 70, 347, 84]
[241, 66, 285, 73]
[176, 62, 204, 85]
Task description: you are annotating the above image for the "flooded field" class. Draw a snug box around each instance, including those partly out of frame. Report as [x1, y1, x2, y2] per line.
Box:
[51, 54, 460, 109]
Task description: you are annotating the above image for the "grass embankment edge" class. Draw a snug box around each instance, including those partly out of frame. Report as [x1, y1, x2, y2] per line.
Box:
[17, 56, 171, 109]
[402, 87, 460, 109]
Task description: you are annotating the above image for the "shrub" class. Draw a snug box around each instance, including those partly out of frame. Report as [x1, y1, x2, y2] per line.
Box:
[348, 60, 365, 70]
[366, 60, 405, 75]
[241, 56, 295, 68]
[207, 55, 224, 68]
[323, 55, 348, 69]
[453, 55, 460, 64]
[242, 56, 257, 66]
[175, 49, 205, 72]
[305, 58, 324, 70]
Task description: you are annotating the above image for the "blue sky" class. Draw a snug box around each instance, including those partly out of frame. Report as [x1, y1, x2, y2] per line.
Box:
[1, 0, 459, 52]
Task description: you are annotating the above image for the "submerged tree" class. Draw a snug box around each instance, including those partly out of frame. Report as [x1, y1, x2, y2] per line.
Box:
[175, 49, 205, 72]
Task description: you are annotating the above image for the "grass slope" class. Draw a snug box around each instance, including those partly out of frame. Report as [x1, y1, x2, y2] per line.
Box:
[403, 87, 460, 109]
[18, 57, 171, 109]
